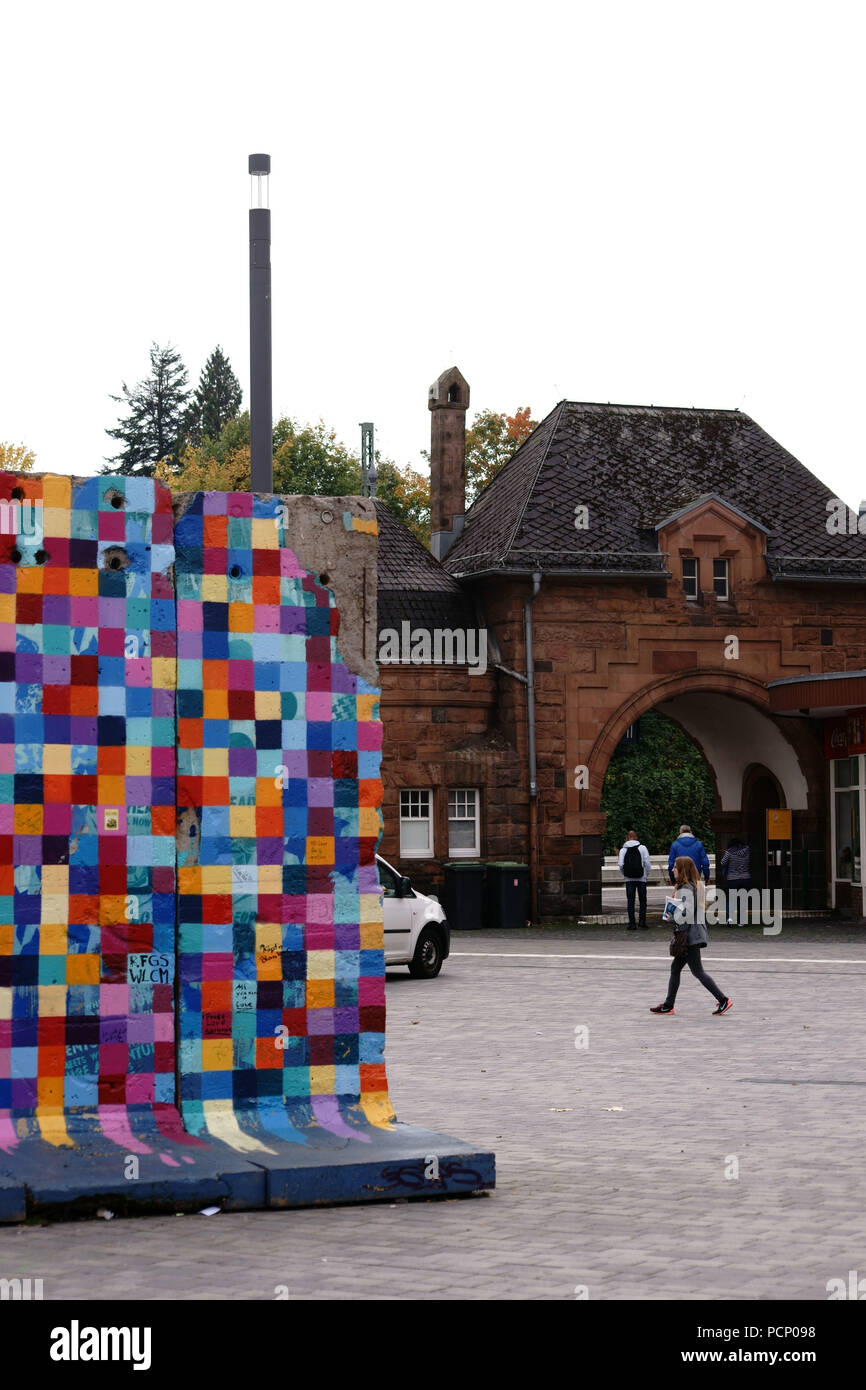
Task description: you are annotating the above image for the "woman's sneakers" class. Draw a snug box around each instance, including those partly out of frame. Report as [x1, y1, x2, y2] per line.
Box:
[650, 1003, 674, 1014]
[713, 998, 733, 1015]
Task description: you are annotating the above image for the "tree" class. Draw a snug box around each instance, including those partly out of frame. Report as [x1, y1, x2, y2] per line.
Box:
[0, 442, 36, 473]
[158, 413, 433, 545]
[464, 406, 536, 503]
[376, 461, 431, 545]
[105, 343, 191, 476]
[184, 346, 242, 446]
[272, 418, 361, 496]
[600, 711, 716, 856]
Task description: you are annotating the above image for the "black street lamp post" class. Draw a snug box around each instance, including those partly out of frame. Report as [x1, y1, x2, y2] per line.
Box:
[249, 153, 273, 492]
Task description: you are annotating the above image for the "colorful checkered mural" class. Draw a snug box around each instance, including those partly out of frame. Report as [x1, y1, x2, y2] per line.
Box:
[0, 475, 391, 1162]
[173, 492, 393, 1151]
[0, 472, 196, 1158]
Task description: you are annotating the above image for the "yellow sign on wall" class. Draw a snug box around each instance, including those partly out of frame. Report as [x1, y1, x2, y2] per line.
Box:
[767, 808, 792, 840]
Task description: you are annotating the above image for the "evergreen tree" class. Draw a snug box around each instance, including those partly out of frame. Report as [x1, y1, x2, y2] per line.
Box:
[105, 343, 191, 476]
[184, 346, 243, 446]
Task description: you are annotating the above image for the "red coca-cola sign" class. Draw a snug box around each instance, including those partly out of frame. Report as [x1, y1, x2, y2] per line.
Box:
[824, 709, 866, 759]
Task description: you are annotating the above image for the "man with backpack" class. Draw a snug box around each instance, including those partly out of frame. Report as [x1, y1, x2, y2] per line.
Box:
[618, 829, 652, 929]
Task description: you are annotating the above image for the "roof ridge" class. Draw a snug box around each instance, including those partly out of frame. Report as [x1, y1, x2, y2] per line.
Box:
[464, 400, 560, 513]
[500, 401, 565, 562]
[561, 401, 744, 415]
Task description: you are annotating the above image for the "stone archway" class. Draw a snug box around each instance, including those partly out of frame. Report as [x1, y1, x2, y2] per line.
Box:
[583, 669, 826, 909]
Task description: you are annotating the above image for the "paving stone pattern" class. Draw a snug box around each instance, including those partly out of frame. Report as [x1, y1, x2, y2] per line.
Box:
[2, 925, 865, 1300]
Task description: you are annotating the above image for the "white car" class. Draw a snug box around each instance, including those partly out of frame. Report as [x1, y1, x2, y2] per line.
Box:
[376, 853, 451, 978]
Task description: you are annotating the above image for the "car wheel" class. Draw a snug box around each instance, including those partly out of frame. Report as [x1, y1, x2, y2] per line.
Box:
[408, 927, 443, 979]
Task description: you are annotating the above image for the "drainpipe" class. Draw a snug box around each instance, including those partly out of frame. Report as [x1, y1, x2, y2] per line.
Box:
[524, 571, 542, 923]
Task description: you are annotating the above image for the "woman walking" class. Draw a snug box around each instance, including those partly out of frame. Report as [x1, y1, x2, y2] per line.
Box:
[651, 857, 732, 1015]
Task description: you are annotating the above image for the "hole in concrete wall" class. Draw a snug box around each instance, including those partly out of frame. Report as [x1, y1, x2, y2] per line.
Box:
[105, 489, 124, 510]
[10, 548, 22, 564]
[102, 546, 130, 571]
[35, 550, 49, 565]
[319, 572, 331, 586]
[11, 487, 24, 501]
[229, 565, 242, 579]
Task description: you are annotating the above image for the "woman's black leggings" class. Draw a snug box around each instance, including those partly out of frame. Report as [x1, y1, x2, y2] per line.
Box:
[665, 945, 726, 1006]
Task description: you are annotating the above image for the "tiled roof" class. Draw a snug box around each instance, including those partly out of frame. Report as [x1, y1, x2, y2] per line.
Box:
[443, 403, 866, 581]
[374, 499, 462, 593]
[374, 499, 477, 634]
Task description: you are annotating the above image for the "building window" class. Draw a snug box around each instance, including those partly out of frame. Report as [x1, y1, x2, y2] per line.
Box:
[448, 788, 480, 857]
[833, 756, 862, 883]
[682, 557, 699, 600]
[713, 558, 729, 600]
[400, 789, 433, 858]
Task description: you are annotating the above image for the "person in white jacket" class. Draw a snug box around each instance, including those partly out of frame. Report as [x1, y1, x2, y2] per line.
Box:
[618, 829, 652, 929]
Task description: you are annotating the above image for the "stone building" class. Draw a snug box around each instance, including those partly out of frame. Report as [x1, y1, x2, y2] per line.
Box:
[377, 369, 866, 919]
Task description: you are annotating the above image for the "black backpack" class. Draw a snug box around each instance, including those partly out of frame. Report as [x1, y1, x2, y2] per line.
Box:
[623, 844, 643, 878]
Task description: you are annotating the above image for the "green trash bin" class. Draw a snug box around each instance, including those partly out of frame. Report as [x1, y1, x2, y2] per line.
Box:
[442, 862, 485, 931]
[485, 862, 530, 928]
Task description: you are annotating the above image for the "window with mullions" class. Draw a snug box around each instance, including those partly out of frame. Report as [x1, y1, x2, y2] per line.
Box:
[399, 789, 433, 858]
[448, 788, 480, 857]
[682, 557, 699, 600]
[713, 558, 730, 600]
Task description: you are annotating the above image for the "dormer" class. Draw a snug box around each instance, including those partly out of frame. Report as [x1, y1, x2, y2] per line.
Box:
[655, 494, 769, 603]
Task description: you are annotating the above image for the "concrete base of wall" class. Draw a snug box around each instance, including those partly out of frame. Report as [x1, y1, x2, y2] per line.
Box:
[0, 1121, 494, 1222]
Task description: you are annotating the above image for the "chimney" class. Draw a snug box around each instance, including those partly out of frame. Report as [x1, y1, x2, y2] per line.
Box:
[428, 366, 469, 560]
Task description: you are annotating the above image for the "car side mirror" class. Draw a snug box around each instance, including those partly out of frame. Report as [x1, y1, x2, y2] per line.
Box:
[399, 876, 412, 896]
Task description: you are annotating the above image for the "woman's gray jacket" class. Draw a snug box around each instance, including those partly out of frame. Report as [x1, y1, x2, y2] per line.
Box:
[674, 883, 709, 947]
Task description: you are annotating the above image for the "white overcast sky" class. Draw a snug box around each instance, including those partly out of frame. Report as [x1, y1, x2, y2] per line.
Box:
[2, 0, 864, 506]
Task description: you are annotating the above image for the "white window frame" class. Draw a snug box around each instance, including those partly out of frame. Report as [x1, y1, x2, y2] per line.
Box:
[712, 558, 730, 601]
[448, 787, 480, 858]
[682, 556, 699, 600]
[831, 754, 864, 902]
[399, 788, 433, 858]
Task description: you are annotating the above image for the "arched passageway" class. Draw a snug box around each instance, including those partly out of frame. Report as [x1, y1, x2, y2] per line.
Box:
[588, 676, 826, 909]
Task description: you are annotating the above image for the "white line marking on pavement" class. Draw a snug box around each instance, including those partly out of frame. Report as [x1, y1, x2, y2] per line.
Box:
[450, 951, 866, 965]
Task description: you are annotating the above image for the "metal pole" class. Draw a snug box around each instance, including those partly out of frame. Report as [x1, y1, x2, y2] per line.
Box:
[360, 422, 376, 498]
[524, 571, 542, 923]
[249, 153, 273, 492]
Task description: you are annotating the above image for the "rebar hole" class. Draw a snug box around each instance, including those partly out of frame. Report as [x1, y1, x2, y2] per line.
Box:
[102, 545, 130, 572]
[35, 550, 49, 565]
[11, 488, 24, 501]
[229, 565, 242, 579]
[10, 548, 22, 564]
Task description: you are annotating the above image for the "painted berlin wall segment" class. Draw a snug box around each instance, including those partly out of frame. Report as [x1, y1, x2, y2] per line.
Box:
[172, 491, 393, 1150]
[0, 473, 196, 1158]
[0, 475, 493, 1214]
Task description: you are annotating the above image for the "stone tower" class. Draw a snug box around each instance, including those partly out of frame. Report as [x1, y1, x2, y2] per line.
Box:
[428, 366, 469, 560]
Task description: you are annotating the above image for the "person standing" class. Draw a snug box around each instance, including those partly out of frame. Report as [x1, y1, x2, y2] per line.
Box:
[721, 837, 751, 924]
[668, 823, 711, 884]
[618, 829, 652, 930]
[651, 857, 732, 1015]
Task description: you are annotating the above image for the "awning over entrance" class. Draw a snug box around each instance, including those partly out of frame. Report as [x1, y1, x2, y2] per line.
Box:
[768, 670, 866, 717]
